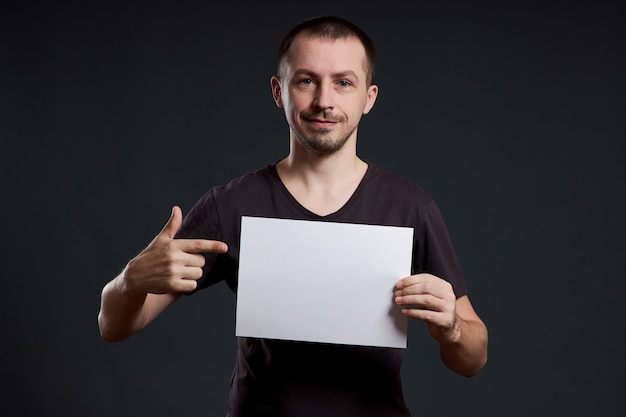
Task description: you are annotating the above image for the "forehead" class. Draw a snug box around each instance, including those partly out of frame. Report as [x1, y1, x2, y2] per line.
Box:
[283, 34, 368, 78]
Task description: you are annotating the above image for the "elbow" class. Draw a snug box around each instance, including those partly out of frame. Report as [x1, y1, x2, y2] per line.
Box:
[98, 313, 130, 343]
[459, 354, 488, 378]
[464, 341, 489, 378]
[462, 332, 489, 377]
[100, 330, 128, 343]
[446, 351, 487, 378]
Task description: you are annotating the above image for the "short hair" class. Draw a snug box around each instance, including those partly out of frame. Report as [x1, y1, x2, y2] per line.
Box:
[277, 16, 376, 85]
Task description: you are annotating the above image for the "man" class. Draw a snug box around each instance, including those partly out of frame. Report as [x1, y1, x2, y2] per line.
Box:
[99, 16, 488, 416]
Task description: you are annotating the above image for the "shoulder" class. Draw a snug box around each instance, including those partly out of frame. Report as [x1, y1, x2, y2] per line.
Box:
[183, 164, 276, 215]
[365, 163, 435, 205]
[211, 164, 276, 199]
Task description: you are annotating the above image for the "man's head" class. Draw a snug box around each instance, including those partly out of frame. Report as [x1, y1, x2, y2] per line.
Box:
[271, 16, 379, 156]
[277, 16, 376, 86]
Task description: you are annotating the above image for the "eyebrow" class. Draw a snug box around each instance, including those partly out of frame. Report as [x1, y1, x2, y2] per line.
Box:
[293, 69, 360, 80]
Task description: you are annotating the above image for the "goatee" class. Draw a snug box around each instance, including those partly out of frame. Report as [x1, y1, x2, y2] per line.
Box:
[295, 111, 354, 155]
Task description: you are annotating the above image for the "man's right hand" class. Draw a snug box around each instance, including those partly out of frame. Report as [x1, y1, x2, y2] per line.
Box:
[122, 206, 228, 295]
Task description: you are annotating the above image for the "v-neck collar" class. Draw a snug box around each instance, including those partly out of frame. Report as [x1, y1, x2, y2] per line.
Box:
[269, 162, 373, 221]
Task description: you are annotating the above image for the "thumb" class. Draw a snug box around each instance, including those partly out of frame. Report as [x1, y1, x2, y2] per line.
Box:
[159, 205, 183, 240]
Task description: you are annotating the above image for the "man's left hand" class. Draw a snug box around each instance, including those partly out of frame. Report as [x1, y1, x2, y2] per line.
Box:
[394, 273, 461, 344]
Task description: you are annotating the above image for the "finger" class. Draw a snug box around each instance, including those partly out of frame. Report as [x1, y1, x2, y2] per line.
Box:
[396, 274, 452, 297]
[180, 265, 205, 281]
[159, 206, 183, 240]
[395, 293, 447, 311]
[155, 265, 204, 289]
[395, 273, 428, 289]
[177, 239, 228, 254]
[166, 276, 200, 293]
[161, 250, 207, 269]
[181, 252, 207, 268]
[395, 281, 438, 297]
[401, 307, 447, 325]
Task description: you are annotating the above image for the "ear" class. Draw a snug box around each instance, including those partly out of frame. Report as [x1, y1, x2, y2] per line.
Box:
[270, 76, 284, 108]
[362, 84, 379, 115]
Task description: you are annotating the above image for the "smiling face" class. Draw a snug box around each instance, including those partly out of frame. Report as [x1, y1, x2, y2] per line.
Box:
[271, 34, 378, 156]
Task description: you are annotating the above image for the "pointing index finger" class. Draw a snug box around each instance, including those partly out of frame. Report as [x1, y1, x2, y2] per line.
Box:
[177, 239, 228, 254]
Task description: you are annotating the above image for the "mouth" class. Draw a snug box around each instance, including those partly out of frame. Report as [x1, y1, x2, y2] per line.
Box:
[307, 118, 339, 129]
[303, 112, 343, 130]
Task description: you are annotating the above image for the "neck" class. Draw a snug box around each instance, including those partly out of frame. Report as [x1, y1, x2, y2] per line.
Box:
[276, 133, 368, 216]
[278, 133, 364, 186]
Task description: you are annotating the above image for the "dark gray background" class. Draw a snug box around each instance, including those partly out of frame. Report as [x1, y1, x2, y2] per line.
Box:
[2, 0, 624, 415]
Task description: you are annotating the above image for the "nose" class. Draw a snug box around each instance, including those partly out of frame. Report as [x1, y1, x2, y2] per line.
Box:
[313, 82, 334, 110]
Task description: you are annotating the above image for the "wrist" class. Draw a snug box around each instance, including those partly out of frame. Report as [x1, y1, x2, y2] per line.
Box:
[117, 262, 147, 298]
[439, 315, 463, 345]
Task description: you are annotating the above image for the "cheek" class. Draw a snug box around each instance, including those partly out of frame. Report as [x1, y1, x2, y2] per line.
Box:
[281, 98, 302, 124]
[286, 96, 310, 116]
[360, 97, 374, 115]
[346, 99, 368, 118]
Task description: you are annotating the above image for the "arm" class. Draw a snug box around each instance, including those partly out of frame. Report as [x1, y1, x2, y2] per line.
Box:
[98, 274, 180, 342]
[98, 206, 228, 342]
[395, 274, 488, 377]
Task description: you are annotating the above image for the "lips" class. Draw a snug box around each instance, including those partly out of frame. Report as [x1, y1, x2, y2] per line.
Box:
[308, 119, 338, 128]
[302, 112, 344, 129]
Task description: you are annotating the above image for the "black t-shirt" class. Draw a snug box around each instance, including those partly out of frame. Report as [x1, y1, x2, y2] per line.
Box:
[177, 162, 467, 417]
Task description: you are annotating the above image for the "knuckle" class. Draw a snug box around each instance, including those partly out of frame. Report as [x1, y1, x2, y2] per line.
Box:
[192, 240, 204, 252]
[192, 267, 204, 279]
[163, 262, 179, 277]
[421, 295, 435, 309]
[162, 249, 177, 263]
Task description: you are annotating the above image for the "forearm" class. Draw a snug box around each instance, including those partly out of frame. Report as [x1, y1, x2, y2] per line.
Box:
[439, 315, 488, 377]
[98, 270, 150, 342]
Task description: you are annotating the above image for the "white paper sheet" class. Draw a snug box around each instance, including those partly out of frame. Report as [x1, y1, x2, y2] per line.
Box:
[235, 216, 413, 348]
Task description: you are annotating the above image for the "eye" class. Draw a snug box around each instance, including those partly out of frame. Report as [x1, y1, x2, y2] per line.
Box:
[337, 80, 352, 88]
[300, 78, 314, 85]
